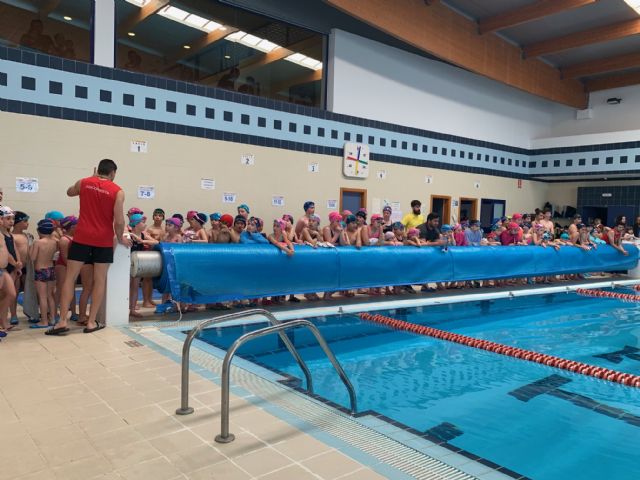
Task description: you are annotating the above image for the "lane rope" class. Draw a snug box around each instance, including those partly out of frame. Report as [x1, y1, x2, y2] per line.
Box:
[359, 312, 640, 388]
[576, 288, 640, 303]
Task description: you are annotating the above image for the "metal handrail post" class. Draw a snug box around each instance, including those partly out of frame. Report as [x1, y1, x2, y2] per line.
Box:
[176, 309, 312, 415]
[215, 319, 357, 443]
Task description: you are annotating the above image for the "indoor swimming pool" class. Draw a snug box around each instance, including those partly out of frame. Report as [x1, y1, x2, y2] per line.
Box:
[197, 291, 640, 480]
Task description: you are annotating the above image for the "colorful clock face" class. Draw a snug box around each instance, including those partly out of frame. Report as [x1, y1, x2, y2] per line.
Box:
[343, 143, 370, 178]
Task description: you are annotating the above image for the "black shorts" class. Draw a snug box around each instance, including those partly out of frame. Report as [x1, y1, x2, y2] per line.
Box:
[68, 242, 114, 264]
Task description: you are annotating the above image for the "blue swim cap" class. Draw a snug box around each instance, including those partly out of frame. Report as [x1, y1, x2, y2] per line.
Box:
[392, 221, 404, 230]
[303, 201, 315, 212]
[37, 219, 55, 235]
[441, 224, 452, 232]
[45, 210, 64, 221]
[129, 213, 146, 227]
[210, 213, 221, 221]
[237, 204, 250, 214]
[345, 214, 357, 224]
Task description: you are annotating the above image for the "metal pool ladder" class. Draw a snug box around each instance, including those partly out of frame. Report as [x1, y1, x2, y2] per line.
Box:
[175, 310, 357, 443]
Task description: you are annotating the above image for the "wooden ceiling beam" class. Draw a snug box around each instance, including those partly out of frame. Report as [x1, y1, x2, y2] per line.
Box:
[479, 0, 597, 35]
[164, 28, 238, 66]
[562, 51, 640, 78]
[324, 0, 587, 108]
[584, 71, 640, 92]
[523, 18, 640, 58]
[117, 0, 169, 37]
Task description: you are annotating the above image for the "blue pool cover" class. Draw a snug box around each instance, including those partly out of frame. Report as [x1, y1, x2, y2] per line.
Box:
[153, 243, 639, 303]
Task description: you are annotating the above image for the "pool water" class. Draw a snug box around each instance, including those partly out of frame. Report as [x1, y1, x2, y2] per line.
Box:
[198, 292, 640, 480]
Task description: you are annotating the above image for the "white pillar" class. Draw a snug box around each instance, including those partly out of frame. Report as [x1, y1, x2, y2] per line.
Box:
[102, 243, 131, 327]
[92, 0, 116, 68]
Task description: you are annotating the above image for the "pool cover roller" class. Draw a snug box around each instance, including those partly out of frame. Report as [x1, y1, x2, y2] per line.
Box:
[152, 243, 639, 303]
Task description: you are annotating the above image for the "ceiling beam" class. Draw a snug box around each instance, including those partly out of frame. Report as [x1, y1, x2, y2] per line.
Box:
[584, 71, 640, 92]
[164, 28, 238, 67]
[117, 0, 169, 37]
[270, 69, 322, 95]
[523, 18, 640, 58]
[479, 0, 597, 35]
[324, 0, 587, 108]
[38, 0, 61, 17]
[203, 36, 319, 84]
[562, 51, 640, 78]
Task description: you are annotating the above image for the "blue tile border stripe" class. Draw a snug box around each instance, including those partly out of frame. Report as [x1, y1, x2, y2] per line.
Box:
[2, 45, 640, 181]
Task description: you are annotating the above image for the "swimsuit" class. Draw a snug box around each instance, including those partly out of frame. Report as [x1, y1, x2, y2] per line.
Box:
[3, 233, 16, 274]
[56, 234, 72, 267]
[34, 266, 55, 282]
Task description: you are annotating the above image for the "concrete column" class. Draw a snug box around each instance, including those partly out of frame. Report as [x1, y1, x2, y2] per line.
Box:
[92, 0, 116, 68]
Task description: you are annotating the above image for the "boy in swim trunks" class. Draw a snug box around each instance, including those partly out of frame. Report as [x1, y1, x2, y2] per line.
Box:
[29, 219, 58, 328]
[208, 213, 221, 242]
[215, 215, 233, 244]
[146, 208, 165, 241]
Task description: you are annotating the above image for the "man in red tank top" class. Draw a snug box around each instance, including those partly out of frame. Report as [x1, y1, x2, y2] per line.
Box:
[47, 159, 130, 335]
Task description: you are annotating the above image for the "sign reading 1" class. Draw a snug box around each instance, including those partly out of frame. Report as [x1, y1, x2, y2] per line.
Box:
[343, 143, 370, 178]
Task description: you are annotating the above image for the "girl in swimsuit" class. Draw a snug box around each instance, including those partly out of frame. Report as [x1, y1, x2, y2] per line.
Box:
[55, 216, 79, 322]
[282, 214, 299, 244]
[268, 219, 295, 304]
[368, 214, 385, 245]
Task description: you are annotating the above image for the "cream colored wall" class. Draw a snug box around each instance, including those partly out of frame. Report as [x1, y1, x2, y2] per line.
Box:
[1, 112, 551, 229]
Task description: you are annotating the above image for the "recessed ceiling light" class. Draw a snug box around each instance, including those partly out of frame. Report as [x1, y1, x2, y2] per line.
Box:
[224, 55, 231, 59]
[127, 32, 136, 37]
[183, 45, 191, 49]
[63, 16, 72, 21]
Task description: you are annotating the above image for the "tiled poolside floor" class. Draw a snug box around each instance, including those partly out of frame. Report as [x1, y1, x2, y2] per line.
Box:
[0, 324, 386, 480]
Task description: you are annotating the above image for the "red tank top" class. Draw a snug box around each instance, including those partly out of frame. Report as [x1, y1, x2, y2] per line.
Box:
[73, 176, 121, 247]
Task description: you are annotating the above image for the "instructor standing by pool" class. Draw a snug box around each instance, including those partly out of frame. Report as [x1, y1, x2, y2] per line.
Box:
[47, 159, 131, 335]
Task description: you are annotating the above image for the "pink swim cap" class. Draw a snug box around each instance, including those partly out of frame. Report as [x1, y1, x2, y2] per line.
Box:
[371, 214, 382, 222]
[329, 211, 342, 222]
[187, 210, 198, 220]
[273, 219, 287, 230]
[407, 228, 419, 238]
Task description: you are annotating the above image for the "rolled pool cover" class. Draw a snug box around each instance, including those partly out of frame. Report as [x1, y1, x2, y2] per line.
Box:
[152, 243, 639, 303]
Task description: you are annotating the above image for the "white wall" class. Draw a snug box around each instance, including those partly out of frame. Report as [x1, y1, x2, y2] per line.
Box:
[534, 85, 640, 148]
[327, 29, 567, 149]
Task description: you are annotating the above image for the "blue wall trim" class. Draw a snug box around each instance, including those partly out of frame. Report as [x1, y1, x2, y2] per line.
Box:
[1, 45, 639, 181]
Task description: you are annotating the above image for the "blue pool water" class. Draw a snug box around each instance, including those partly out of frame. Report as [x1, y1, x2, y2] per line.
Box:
[198, 292, 640, 480]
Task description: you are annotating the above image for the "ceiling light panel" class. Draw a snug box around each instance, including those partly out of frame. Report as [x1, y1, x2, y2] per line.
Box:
[125, 0, 149, 6]
[157, 4, 222, 32]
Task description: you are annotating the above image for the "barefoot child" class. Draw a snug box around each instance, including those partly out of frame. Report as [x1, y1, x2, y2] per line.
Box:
[55, 216, 79, 323]
[128, 214, 158, 317]
[0, 207, 20, 329]
[146, 208, 165, 241]
[0, 225, 12, 337]
[29, 219, 59, 328]
[12, 211, 36, 324]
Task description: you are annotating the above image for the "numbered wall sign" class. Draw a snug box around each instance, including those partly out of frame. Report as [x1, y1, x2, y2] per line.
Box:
[200, 178, 215, 190]
[223, 192, 237, 204]
[474, 182, 481, 189]
[131, 140, 148, 153]
[16, 177, 39, 193]
[241, 154, 255, 166]
[308, 162, 319, 173]
[327, 199, 338, 209]
[377, 170, 387, 180]
[137, 185, 155, 199]
[425, 175, 433, 184]
[272, 195, 285, 207]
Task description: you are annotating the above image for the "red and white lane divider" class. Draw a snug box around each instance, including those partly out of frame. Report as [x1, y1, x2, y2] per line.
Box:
[576, 288, 640, 303]
[359, 312, 640, 388]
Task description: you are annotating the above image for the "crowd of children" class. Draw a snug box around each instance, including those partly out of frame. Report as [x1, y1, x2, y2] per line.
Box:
[0, 198, 637, 332]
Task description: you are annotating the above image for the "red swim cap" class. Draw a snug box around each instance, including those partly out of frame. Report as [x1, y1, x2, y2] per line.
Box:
[220, 214, 234, 227]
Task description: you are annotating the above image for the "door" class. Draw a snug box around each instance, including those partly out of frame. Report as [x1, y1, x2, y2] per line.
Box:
[459, 197, 478, 222]
[480, 198, 506, 230]
[606, 205, 636, 226]
[430, 195, 451, 224]
[340, 188, 367, 213]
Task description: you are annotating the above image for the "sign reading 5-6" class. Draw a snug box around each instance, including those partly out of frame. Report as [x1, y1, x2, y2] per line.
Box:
[16, 177, 39, 193]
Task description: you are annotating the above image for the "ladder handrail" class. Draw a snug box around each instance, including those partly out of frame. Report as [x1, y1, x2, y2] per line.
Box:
[176, 309, 313, 415]
[215, 318, 357, 443]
